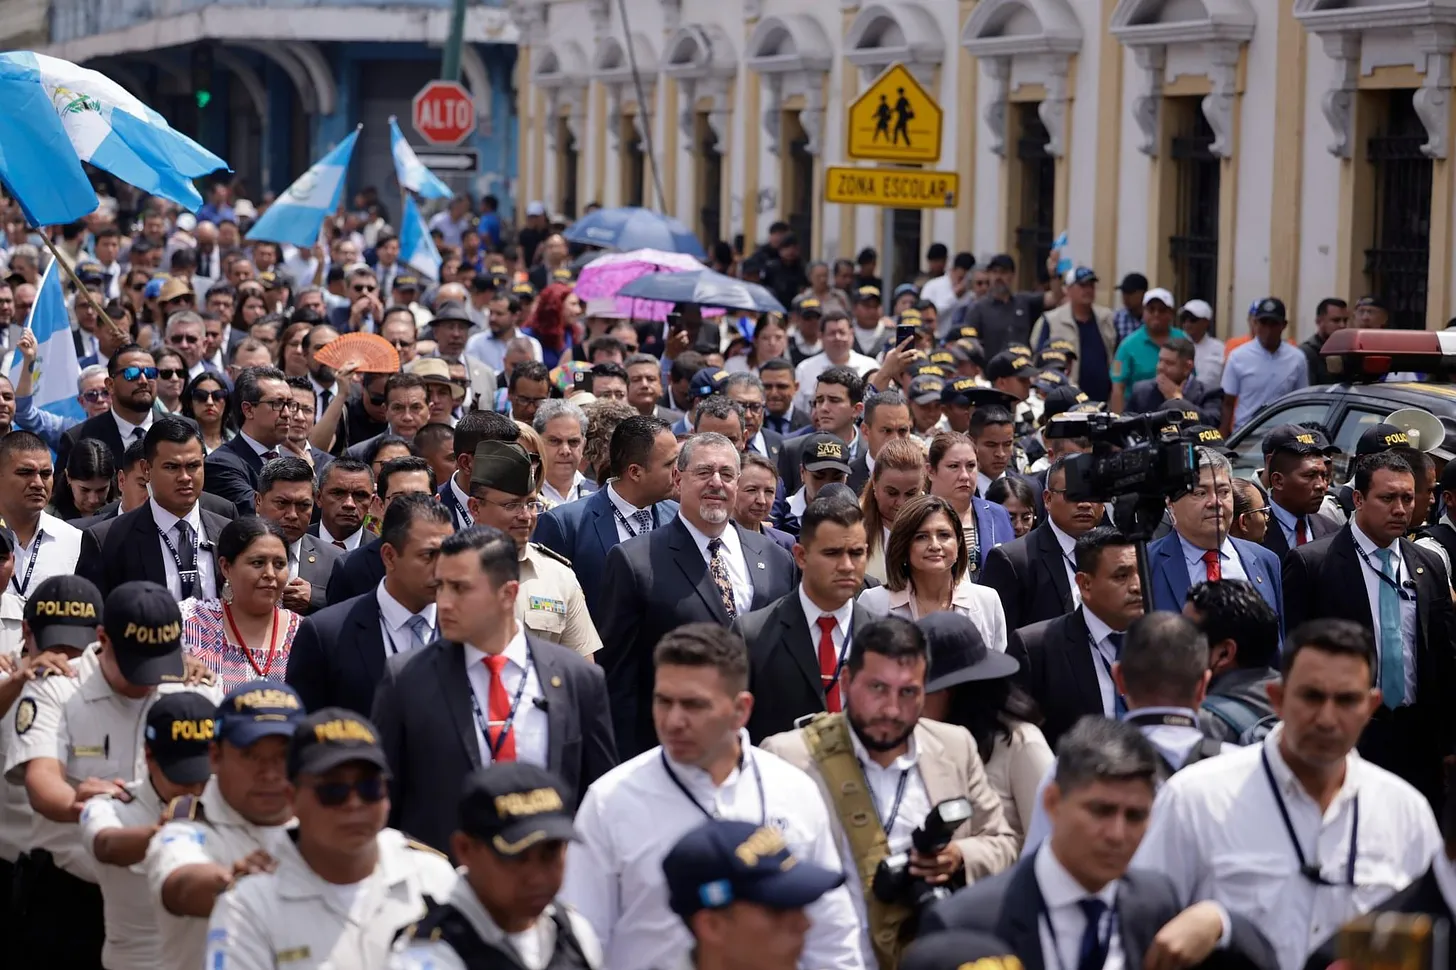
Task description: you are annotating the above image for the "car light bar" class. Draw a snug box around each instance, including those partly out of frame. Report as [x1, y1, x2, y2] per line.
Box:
[1320, 328, 1456, 380]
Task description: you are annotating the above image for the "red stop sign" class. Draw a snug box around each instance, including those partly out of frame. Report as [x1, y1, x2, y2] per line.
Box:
[412, 80, 476, 146]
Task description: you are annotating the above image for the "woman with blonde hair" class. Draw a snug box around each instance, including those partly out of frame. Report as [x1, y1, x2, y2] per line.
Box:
[859, 437, 927, 582]
[925, 432, 1015, 581]
[857, 493, 1008, 652]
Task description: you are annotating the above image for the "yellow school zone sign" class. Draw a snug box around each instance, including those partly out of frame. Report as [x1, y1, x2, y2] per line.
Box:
[825, 167, 958, 208]
[846, 63, 943, 164]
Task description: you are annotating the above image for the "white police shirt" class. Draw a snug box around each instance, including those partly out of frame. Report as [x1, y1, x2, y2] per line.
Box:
[1132, 724, 1440, 970]
[561, 731, 865, 970]
[0, 588, 31, 864]
[81, 779, 167, 970]
[8, 511, 82, 602]
[205, 826, 457, 970]
[145, 775, 296, 970]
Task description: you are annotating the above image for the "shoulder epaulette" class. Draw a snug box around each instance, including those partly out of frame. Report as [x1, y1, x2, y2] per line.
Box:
[162, 794, 205, 824]
[529, 542, 573, 568]
[404, 837, 448, 859]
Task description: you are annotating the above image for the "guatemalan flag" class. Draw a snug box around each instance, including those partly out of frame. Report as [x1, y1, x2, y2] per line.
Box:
[399, 193, 443, 280]
[389, 116, 453, 200]
[0, 51, 227, 226]
[246, 126, 360, 248]
[7, 259, 84, 423]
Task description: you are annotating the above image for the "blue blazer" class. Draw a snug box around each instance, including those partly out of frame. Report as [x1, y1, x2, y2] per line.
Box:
[970, 496, 1017, 568]
[1147, 531, 1282, 617]
[531, 488, 679, 624]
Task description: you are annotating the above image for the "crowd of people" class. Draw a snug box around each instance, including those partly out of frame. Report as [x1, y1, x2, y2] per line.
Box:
[0, 183, 1450, 970]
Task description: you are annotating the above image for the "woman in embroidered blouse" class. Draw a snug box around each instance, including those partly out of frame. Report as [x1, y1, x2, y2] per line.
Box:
[182, 516, 302, 691]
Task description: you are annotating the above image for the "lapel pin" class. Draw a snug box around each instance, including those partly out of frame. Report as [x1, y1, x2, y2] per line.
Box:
[1256, 576, 1263, 584]
[756, 562, 765, 569]
[307, 554, 316, 564]
[1417, 567, 1425, 575]
[550, 675, 562, 688]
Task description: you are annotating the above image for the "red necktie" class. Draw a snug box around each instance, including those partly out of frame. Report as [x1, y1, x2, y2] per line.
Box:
[1201, 549, 1221, 582]
[482, 654, 517, 761]
[816, 615, 842, 712]
[1295, 517, 1308, 546]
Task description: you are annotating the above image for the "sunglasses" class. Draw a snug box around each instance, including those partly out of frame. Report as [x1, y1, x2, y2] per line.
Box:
[309, 775, 387, 807]
[191, 388, 228, 404]
[120, 366, 158, 382]
[352, 284, 378, 294]
[157, 368, 186, 380]
[368, 391, 388, 406]
[170, 334, 201, 345]
[80, 389, 110, 404]
[387, 338, 416, 349]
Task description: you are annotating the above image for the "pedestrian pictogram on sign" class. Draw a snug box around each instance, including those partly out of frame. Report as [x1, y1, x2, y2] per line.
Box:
[412, 80, 476, 147]
[846, 64, 942, 165]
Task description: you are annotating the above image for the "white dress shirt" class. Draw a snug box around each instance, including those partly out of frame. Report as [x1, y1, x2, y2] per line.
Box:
[286, 538, 303, 581]
[376, 580, 436, 658]
[309, 376, 340, 421]
[562, 733, 865, 970]
[1177, 534, 1248, 584]
[148, 498, 217, 600]
[8, 512, 82, 601]
[1133, 725, 1441, 970]
[1035, 843, 1126, 970]
[318, 520, 363, 551]
[678, 518, 753, 615]
[1048, 520, 1082, 608]
[606, 482, 655, 543]
[463, 624, 548, 769]
[237, 429, 278, 461]
[445, 474, 475, 530]
[111, 409, 153, 446]
[1350, 521, 1419, 702]
[799, 585, 854, 677]
[1084, 608, 1122, 717]
[541, 471, 590, 508]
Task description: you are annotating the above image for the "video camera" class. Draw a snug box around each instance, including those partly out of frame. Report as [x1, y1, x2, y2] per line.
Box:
[1044, 409, 1199, 530]
[871, 797, 973, 913]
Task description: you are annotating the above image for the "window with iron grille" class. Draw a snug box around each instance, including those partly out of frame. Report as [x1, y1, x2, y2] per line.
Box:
[1170, 106, 1220, 306]
[1366, 92, 1432, 331]
[622, 117, 645, 208]
[891, 209, 922, 290]
[786, 125, 814, 247]
[699, 118, 722, 248]
[1014, 103, 1055, 292]
[559, 119, 579, 221]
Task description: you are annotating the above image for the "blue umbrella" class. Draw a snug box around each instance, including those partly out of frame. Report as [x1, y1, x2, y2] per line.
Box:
[616, 269, 786, 314]
[563, 206, 706, 259]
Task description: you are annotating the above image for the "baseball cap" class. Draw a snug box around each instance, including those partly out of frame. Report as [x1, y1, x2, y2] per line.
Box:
[1180, 299, 1214, 321]
[986, 253, 1015, 273]
[216, 680, 306, 747]
[793, 295, 823, 316]
[25, 575, 103, 651]
[1047, 337, 1077, 358]
[800, 433, 852, 474]
[1357, 422, 1412, 456]
[927, 351, 956, 368]
[902, 931, 1023, 970]
[393, 273, 422, 291]
[908, 375, 945, 405]
[407, 357, 467, 402]
[1006, 342, 1034, 358]
[1063, 266, 1098, 286]
[525, 201, 547, 217]
[103, 581, 185, 686]
[472, 440, 536, 497]
[76, 266, 107, 290]
[175, 212, 197, 233]
[552, 267, 575, 284]
[855, 285, 882, 303]
[145, 691, 218, 785]
[1033, 369, 1068, 392]
[1262, 424, 1333, 457]
[985, 351, 1037, 382]
[941, 377, 980, 406]
[1118, 272, 1149, 293]
[951, 325, 979, 342]
[259, 270, 293, 291]
[1157, 399, 1203, 431]
[233, 199, 258, 220]
[1039, 384, 1091, 425]
[1356, 295, 1389, 311]
[512, 281, 537, 299]
[459, 763, 578, 856]
[1253, 297, 1287, 322]
[663, 819, 845, 920]
[891, 283, 919, 301]
[1143, 287, 1175, 309]
[1036, 348, 1070, 371]
[1183, 424, 1228, 447]
[287, 708, 390, 779]
[689, 367, 730, 399]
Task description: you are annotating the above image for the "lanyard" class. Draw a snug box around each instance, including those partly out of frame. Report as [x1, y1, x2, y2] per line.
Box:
[661, 748, 767, 827]
[856, 760, 910, 834]
[1260, 749, 1359, 886]
[469, 646, 534, 761]
[444, 485, 471, 530]
[158, 523, 202, 595]
[224, 604, 281, 678]
[1354, 544, 1417, 601]
[1088, 634, 1125, 714]
[10, 532, 41, 596]
[380, 616, 433, 656]
[1123, 711, 1198, 730]
[611, 502, 657, 538]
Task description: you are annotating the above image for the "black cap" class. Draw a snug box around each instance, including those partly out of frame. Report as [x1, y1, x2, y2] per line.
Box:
[217, 681, 306, 747]
[145, 692, 218, 785]
[792, 295, 824, 316]
[459, 763, 578, 856]
[1356, 294, 1389, 311]
[903, 931, 1024, 970]
[908, 375, 946, 404]
[986, 254, 1015, 273]
[949, 340, 986, 368]
[940, 377, 1002, 407]
[1039, 385, 1091, 425]
[512, 280, 537, 299]
[1118, 272, 1149, 293]
[393, 273, 422, 291]
[663, 819, 845, 920]
[986, 351, 1037, 382]
[288, 708, 390, 779]
[1046, 337, 1077, 359]
[950, 325, 979, 342]
[26, 575, 103, 651]
[1183, 425, 1227, 447]
[690, 367, 730, 399]
[919, 613, 1019, 694]
[1357, 422, 1412, 456]
[1033, 370, 1068, 393]
[472, 440, 537, 497]
[855, 285, 882, 304]
[76, 266, 107, 288]
[1262, 424, 1333, 457]
[1036, 348, 1070, 371]
[103, 581, 185, 686]
[1253, 297, 1287, 323]
[800, 433, 852, 474]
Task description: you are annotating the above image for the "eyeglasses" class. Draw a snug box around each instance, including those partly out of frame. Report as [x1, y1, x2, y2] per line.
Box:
[1247, 506, 1273, 518]
[258, 398, 304, 414]
[191, 388, 228, 404]
[736, 401, 765, 413]
[308, 775, 388, 807]
[476, 496, 546, 516]
[80, 389, 110, 404]
[120, 366, 158, 382]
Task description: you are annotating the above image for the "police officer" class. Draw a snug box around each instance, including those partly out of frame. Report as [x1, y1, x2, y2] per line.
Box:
[5, 579, 223, 968]
[391, 763, 604, 969]
[466, 440, 601, 658]
[80, 691, 214, 970]
[146, 680, 306, 970]
[205, 708, 457, 970]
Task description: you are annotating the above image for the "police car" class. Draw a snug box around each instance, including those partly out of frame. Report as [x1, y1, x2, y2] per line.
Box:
[1223, 328, 1456, 478]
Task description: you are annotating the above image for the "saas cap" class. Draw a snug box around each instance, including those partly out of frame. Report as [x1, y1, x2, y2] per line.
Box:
[1262, 424, 1333, 457]
[145, 691, 218, 785]
[288, 708, 389, 779]
[663, 819, 846, 920]
[393, 273, 422, 292]
[909, 375, 946, 405]
[103, 581, 184, 685]
[25, 575, 103, 651]
[216, 681, 305, 747]
[472, 440, 537, 497]
[1253, 297, 1287, 323]
[985, 351, 1037, 382]
[1357, 422, 1412, 456]
[460, 763, 578, 856]
[793, 294, 823, 316]
[920, 612, 1018, 693]
[801, 433, 852, 475]
[903, 931, 1024, 970]
[689, 367, 730, 400]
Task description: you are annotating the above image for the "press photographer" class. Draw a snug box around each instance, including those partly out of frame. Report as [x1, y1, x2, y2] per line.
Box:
[761, 615, 1018, 970]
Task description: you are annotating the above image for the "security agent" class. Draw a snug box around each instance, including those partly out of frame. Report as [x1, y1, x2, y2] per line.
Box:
[774, 432, 853, 537]
[4, 579, 223, 969]
[146, 680, 306, 970]
[390, 763, 605, 970]
[80, 691, 213, 970]
[205, 708, 458, 970]
[661, 819, 848, 970]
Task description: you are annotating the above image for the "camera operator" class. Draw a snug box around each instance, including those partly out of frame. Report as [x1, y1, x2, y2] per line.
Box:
[761, 615, 1017, 970]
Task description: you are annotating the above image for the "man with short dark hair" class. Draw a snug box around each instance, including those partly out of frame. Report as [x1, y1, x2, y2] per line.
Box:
[1259, 425, 1338, 563]
[506, 360, 551, 425]
[0, 430, 82, 600]
[948, 252, 1062, 358]
[254, 456, 339, 615]
[1184, 579, 1282, 744]
[1300, 297, 1350, 386]
[778, 366, 866, 497]
[324, 455, 438, 605]
[204, 365, 292, 513]
[1127, 336, 1223, 424]
[311, 458, 373, 551]
[344, 373, 431, 459]
[851, 391, 911, 495]
[58, 343, 165, 471]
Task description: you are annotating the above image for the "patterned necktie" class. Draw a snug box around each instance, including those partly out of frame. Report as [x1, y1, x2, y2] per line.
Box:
[1201, 548, 1221, 581]
[332, 539, 346, 550]
[816, 615, 841, 712]
[175, 520, 197, 599]
[481, 654, 517, 761]
[1076, 898, 1111, 970]
[407, 614, 432, 651]
[1375, 547, 1405, 709]
[633, 508, 653, 535]
[1296, 516, 1308, 546]
[1105, 632, 1127, 717]
[262, 450, 280, 463]
[707, 538, 737, 619]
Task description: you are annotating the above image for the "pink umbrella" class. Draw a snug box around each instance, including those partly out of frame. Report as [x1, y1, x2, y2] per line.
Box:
[574, 248, 722, 321]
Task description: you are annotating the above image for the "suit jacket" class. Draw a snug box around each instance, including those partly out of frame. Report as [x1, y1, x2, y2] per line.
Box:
[1302, 864, 1452, 970]
[1007, 608, 1108, 752]
[75, 492, 238, 531]
[1147, 532, 1282, 617]
[294, 533, 342, 615]
[758, 523, 795, 553]
[980, 523, 1076, 634]
[968, 497, 1018, 570]
[78, 501, 231, 597]
[1126, 375, 1224, 426]
[597, 518, 797, 757]
[285, 590, 389, 715]
[922, 855, 1278, 970]
[762, 405, 812, 438]
[58, 411, 199, 474]
[653, 404, 684, 424]
[1260, 505, 1338, 563]
[736, 591, 879, 742]
[847, 454, 870, 497]
[371, 635, 617, 855]
[325, 535, 387, 606]
[531, 488, 680, 624]
[749, 427, 784, 465]
[204, 434, 271, 515]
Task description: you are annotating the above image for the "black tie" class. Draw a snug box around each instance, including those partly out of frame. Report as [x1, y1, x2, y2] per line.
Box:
[176, 520, 197, 598]
[131, 427, 144, 442]
[1077, 898, 1110, 970]
[318, 389, 332, 417]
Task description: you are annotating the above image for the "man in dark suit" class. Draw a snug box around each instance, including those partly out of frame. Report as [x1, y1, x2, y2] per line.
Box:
[1259, 425, 1340, 563]
[203, 364, 293, 514]
[737, 493, 876, 741]
[287, 493, 455, 715]
[1284, 451, 1456, 805]
[532, 415, 680, 623]
[325, 456, 437, 605]
[251, 455, 340, 615]
[760, 358, 811, 436]
[848, 390, 913, 496]
[923, 717, 1277, 970]
[723, 371, 783, 464]
[1125, 337, 1223, 425]
[1009, 527, 1146, 751]
[371, 524, 616, 855]
[434, 409, 521, 531]
[58, 344, 168, 473]
[78, 417, 231, 599]
[982, 457, 1101, 633]
[598, 431, 797, 757]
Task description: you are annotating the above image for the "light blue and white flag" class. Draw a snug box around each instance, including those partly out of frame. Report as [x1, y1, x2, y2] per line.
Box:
[1052, 230, 1071, 276]
[399, 193, 443, 280]
[0, 51, 227, 227]
[389, 116, 453, 200]
[246, 126, 360, 248]
[8, 259, 84, 423]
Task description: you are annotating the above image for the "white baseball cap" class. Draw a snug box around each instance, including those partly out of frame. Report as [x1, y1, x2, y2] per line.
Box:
[1143, 287, 1175, 308]
[1180, 299, 1213, 320]
[525, 201, 547, 217]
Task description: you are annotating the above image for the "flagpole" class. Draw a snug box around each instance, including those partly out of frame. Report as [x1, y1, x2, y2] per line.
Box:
[30, 227, 126, 344]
